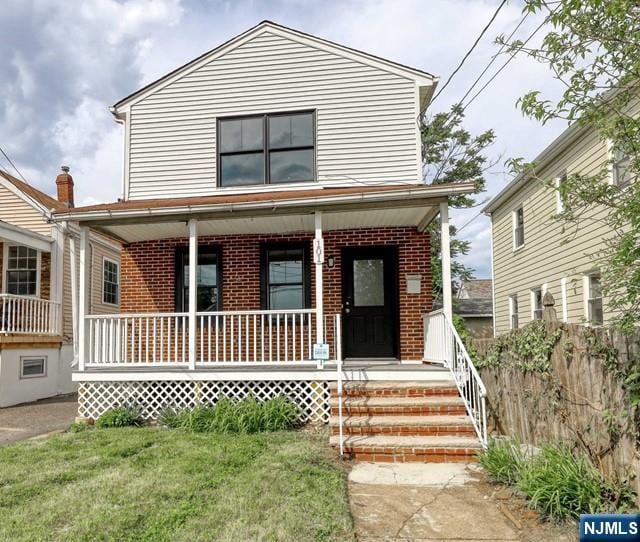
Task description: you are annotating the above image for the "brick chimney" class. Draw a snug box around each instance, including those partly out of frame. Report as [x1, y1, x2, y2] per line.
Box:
[55, 165, 74, 208]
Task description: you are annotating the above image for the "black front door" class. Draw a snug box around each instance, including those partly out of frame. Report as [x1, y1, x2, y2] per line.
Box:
[342, 246, 398, 359]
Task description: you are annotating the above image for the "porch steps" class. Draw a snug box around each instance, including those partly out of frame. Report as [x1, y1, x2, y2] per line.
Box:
[329, 380, 480, 462]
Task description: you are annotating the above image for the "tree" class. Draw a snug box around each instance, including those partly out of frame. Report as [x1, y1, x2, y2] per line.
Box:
[421, 104, 496, 300]
[499, 0, 640, 331]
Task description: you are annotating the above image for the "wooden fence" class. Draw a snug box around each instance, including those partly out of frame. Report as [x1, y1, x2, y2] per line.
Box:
[473, 295, 640, 504]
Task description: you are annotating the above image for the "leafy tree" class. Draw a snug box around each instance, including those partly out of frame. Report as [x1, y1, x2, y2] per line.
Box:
[421, 104, 496, 300]
[499, 0, 640, 331]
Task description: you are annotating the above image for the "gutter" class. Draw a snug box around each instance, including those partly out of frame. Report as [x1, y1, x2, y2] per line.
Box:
[53, 183, 475, 222]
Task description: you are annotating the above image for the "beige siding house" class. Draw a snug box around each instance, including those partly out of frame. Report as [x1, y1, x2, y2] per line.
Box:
[0, 169, 120, 406]
[484, 105, 637, 335]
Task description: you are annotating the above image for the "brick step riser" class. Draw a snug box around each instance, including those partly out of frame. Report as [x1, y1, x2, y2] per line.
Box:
[331, 388, 459, 398]
[330, 426, 476, 437]
[331, 406, 467, 416]
[336, 448, 479, 463]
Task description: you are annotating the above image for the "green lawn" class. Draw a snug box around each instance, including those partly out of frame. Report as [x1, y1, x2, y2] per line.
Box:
[0, 428, 354, 542]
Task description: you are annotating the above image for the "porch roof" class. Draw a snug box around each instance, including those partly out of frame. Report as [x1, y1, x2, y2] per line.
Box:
[53, 183, 474, 243]
[0, 220, 52, 252]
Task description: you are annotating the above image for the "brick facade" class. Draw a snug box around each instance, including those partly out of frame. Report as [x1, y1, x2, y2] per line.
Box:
[121, 226, 432, 361]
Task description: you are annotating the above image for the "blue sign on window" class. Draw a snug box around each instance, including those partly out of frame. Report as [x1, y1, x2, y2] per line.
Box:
[580, 514, 640, 541]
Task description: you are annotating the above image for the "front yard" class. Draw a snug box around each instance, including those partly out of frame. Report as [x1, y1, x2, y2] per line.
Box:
[0, 428, 354, 542]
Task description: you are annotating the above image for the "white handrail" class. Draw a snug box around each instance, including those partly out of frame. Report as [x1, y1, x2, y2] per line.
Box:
[423, 309, 488, 446]
[0, 294, 61, 335]
[334, 313, 344, 456]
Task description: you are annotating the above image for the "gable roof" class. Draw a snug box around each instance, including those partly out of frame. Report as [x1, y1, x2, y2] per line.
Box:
[112, 20, 438, 112]
[456, 279, 493, 299]
[0, 170, 64, 215]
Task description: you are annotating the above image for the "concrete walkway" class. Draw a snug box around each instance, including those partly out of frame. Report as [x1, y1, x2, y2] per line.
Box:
[348, 463, 573, 541]
[0, 393, 77, 445]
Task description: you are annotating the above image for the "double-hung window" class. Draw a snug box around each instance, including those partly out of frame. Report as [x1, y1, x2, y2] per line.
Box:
[218, 111, 315, 187]
[6, 245, 38, 296]
[509, 294, 519, 330]
[261, 244, 310, 310]
[513, 207, 525, 249]
[103, 258, 119, 305]
[587, 273, 603, 325]
[612, 148, 633, 188]
[556, 173, 567, 213]
[531, 288, 543, 320]
[175, 246, 221, 312]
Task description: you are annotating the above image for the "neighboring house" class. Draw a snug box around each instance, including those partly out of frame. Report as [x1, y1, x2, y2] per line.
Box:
[455, 279, 493, 339]
[0, 169, 120, 407]
[54, 21, 488, 461]
[484, 102, 637, 336]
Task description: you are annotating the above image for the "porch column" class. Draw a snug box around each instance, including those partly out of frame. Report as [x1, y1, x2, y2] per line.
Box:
[188, 219, 198, 370]
[440, 201, 453, 321]
[314, 211, 324, 365]
[50, 224, 65, 335]
[77, 226, 89, 371]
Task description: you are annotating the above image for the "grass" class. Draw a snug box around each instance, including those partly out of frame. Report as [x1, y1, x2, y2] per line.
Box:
[0, 428, 354, 542]
[480, 439, 636, 521]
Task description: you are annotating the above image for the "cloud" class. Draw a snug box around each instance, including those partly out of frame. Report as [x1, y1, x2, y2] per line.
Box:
[1, 0, 568, 274]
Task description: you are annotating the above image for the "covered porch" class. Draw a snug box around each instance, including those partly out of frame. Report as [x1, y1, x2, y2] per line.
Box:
[59, 184, 466, 373]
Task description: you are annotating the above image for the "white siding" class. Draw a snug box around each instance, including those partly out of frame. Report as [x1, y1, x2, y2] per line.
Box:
[126, 30, 420, 199]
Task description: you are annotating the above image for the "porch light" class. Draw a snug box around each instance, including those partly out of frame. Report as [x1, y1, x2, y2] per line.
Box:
[326, 256, 335, 269]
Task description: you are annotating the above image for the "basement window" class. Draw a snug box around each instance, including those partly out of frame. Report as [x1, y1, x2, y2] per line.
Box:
[218, 111, 315, 187]
[20, 357, 46, 379]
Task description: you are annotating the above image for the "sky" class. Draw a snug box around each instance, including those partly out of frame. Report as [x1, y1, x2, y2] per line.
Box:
[0, 0, 569, 278]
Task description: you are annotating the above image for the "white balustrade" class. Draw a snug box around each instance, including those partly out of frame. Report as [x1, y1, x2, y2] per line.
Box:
[0, 294, 61, 335]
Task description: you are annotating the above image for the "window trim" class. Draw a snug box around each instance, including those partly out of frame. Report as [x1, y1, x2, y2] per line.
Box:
[174, 245, 223, 312]
[216, 110, 316, 188]
[260, 242, 311, 311]
[512, 206, 525, 251]
[555, 173, 567, 213]
[2, 244, 41, 297]
[560, 277, 568, 322]
[530, 287, 543, 321]
[20, 356, 47, 379]
[584, 271, 603, 326]
[102, 256, 120, 306]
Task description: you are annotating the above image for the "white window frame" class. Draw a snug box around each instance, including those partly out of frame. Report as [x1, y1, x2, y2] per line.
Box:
[555, 173, 567, 213]
[560, 277, 568, 322]
[608, 139, 633, 188]
[512, 206, 525, 251]
[102, 256, 119, 306]
[583, 271, 603, 326]
[530, 287, 543, 320]
[20, 356, 47, 379]
[509, 294, 519, 330]
[2, 244, 41, 297]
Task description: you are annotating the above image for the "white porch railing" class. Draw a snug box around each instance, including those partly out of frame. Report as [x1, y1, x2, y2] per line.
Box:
[423, 309, 488, 446]
[85, 309, 333, 366]
[0, 294, 61, 335]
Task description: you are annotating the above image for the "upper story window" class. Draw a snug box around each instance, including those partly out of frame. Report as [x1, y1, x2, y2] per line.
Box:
[513, 207, 525, 249]
[218, 111, 315, 187]
[103, 258, 119, 305]
[6, 245, 38, 296]
[175, 246, 221, 312]
[586, 272, 603, 325]
[612, 148, 633, 188]
[556, 173, 567, 213]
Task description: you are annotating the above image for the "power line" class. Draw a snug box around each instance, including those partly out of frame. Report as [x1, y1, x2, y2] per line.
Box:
[0, 145, 29, 184]
[431, 0, 508, 104]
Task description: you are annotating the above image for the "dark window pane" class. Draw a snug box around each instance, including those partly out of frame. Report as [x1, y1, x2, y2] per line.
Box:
[269, 149, 313, 184]
[220, 118, 262, 152]
[22, 358, 45, 377]
[221, 152, 264, 186]
[269, 259, 302, 284]
[269, 113, 313, 149]
[269, 284, 304, 310]
[353, 259, 384, 306]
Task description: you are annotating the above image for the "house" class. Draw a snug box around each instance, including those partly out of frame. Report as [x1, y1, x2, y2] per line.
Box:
[53, 21, 487, 462]
[0, 168, 121, 407]
[455, 279, 493, 339]
[484, 106, 637, 335]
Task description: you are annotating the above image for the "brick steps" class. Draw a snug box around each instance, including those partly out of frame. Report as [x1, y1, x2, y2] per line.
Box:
[329, 415, 475, 437]
[330, 379, 479, 462]
[329, 434, 481, 463]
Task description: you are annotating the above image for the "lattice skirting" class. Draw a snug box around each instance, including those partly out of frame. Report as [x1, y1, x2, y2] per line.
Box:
[78, 380, 331, 423]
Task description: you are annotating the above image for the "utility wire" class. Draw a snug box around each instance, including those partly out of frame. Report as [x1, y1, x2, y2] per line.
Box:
[431, 0, 508, 104]
[0, 145, 29, 184]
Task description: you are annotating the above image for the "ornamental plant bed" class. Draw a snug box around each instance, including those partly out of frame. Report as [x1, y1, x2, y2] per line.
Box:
[0, 427, 354, 542]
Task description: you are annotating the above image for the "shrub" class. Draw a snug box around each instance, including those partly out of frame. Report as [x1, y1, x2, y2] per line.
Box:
[517, 443, 634, 520]
[162, 395, 300, 434]
[479, 439, 524, 485]
[95, 406, 143, 428]
[69, 422, 93, 433]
